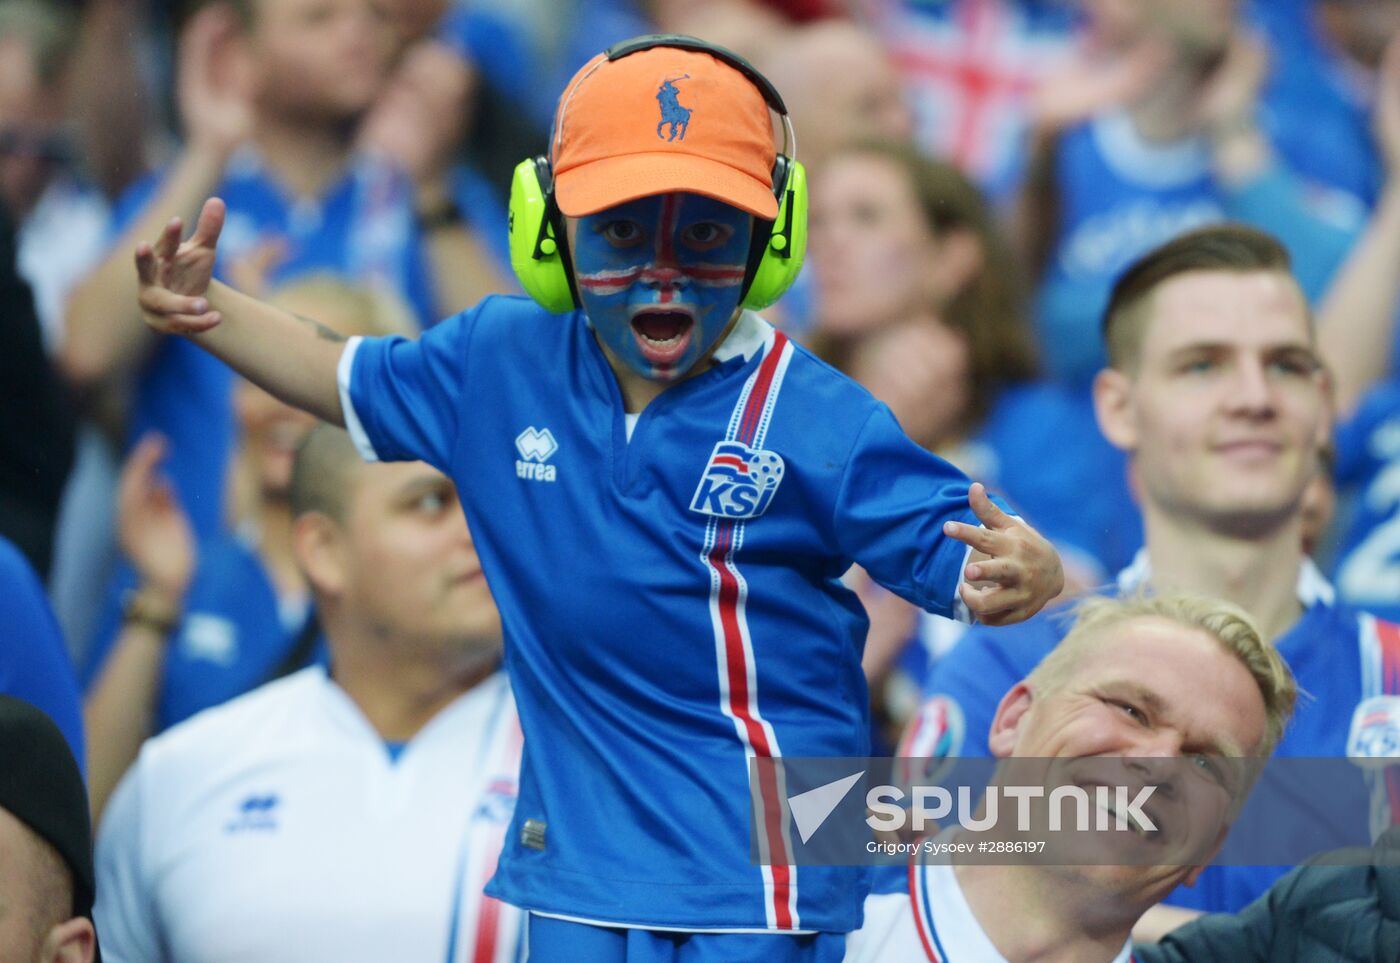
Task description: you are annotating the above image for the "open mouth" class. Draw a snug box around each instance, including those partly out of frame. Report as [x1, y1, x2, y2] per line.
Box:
[630, 309, 695, 367]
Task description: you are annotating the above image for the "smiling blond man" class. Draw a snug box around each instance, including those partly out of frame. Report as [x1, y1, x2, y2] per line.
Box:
[850, 592, 1296, 963]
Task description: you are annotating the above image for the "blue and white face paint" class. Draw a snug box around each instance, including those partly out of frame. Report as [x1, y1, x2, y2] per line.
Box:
[573, 192, 753, 382]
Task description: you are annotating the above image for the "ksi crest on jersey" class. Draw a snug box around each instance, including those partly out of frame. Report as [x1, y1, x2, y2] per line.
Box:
[690, 441, 785, 519]
[1348, 695, 1400, 768]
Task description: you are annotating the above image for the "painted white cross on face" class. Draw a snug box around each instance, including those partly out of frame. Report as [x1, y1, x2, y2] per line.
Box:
[573, 192, 754, 383]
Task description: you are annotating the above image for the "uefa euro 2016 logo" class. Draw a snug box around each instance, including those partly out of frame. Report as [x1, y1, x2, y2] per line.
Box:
[690, 441, 785, 519]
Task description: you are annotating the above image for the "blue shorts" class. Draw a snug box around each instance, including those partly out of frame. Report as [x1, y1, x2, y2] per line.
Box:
[523, 914, 847, 963]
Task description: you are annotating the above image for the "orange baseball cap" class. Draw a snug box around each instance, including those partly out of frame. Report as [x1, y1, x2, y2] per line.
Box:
[551, 43, 779, 220]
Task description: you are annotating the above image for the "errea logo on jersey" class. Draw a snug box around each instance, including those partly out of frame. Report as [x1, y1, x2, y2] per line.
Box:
[690, 441, 785, 519]
[225, 793, 280, 834]
[515, 427, 558, 483]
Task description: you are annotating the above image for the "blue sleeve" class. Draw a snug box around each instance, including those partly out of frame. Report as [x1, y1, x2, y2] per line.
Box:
[833, 404, 978, 619]
[1223, 163, 1360, 302]
[0, 539, 85, 771]
[345, 302, 481, 471]
[918, 611, 1075, 759]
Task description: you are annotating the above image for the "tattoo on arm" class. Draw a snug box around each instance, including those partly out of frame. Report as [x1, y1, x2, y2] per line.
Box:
[295, 314, 346, 343]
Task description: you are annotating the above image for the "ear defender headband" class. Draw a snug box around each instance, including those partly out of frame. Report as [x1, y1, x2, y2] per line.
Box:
[508, 34, 808, 315]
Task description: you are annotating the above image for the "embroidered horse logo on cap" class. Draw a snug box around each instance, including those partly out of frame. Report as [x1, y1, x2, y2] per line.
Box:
[656, 75, 691, 141]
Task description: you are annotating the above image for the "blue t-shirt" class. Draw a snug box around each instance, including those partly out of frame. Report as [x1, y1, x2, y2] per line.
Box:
[0, 536, 84, 769]
[916, 555, 1382, 912]
[109, 148, 435, 539]
[343, 297, 983, 933]
[1037, 112, 1359, 386]
[82, 533, 319, 733]
[1334, 380, 1400, 623]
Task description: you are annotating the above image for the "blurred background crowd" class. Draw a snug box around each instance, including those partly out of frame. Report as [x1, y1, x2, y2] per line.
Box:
[6, 0, 1400, 948]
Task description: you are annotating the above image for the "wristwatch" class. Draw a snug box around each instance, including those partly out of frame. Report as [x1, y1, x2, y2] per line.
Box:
[120, 588, 182, 637]
[417, 197, 464, 231]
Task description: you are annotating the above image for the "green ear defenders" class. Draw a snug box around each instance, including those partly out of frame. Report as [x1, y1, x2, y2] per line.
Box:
[507, 34, 808, 315]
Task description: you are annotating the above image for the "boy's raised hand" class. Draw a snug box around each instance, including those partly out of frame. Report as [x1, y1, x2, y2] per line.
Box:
[944, 483, 1064, 627]
[135, 197, 227, 335]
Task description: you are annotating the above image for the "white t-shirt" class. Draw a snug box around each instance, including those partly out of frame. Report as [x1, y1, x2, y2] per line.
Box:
[95, 667, 523, 963]
[846, 859, 1135, 963]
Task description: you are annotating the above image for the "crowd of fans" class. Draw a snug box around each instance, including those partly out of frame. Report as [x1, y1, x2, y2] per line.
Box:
[6, 0, 1400, 959]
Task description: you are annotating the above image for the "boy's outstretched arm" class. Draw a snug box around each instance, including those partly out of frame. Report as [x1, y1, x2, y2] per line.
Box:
[135, 198, 346, 426]
[944, 484, 1064, 627]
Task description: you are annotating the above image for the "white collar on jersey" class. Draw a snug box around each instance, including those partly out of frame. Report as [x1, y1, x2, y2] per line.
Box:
[1115, 549, 1336, 609]
[710, 310, 774, 364]
[919, 859, 1133, 963]
[1090, 110, 1211, 190]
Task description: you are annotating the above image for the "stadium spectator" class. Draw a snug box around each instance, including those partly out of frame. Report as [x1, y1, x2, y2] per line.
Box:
[1248, 0, 1400, 213]
[93, 426, 522, 961]
[809, 141, 1137, 581]
[358, 35, 515, 288]
[756, 19, 913, 178]
[128, 36, 1064, 959]
[1021, 0, 1359, 386]
[0, 534, 85, 771]
[1313, 31, 1400, 624]
[82, 276, 415, 817]
[64, 0, 151, 201]
[59, 0, 503, 543]
[848, 592, 1296, 962]
[0, 694, 98, 963]
[805, 142, 1139, 748]
[912, 225, 1391, 925]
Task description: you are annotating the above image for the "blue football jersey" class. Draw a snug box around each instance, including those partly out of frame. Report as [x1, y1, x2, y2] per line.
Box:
[914, 554, 1387, 912]
[1335, 381, 1400, 624]
[82, 533, 318, 733]
[109, 148, 434, 539]
[0, 536, 85, 770]
[342, 298, 983, 932]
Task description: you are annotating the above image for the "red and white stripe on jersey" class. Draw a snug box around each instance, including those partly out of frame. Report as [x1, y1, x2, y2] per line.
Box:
[907, 851, 941, 962]
[1361, 614, 1400, 699]
[454, 713, 525, 963]
[1359, 614, 1400, 832]
[699, 328, 800, 929]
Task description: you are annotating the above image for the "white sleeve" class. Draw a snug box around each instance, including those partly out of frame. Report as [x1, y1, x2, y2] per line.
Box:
[336, 337, 380, 463]
[94, 764, 168, 963]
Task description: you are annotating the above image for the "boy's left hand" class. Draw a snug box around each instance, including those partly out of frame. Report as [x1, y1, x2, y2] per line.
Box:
[944, 483, 1064, 627]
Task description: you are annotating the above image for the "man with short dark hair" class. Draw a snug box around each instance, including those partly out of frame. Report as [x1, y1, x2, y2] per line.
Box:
[0, 695, 98, 963]
[911, 222, 1393, 925]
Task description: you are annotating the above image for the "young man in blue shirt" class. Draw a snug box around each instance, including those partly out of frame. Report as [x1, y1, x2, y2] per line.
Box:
[129, 36, 1063, 961]
[911, 224, 1396, 933]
